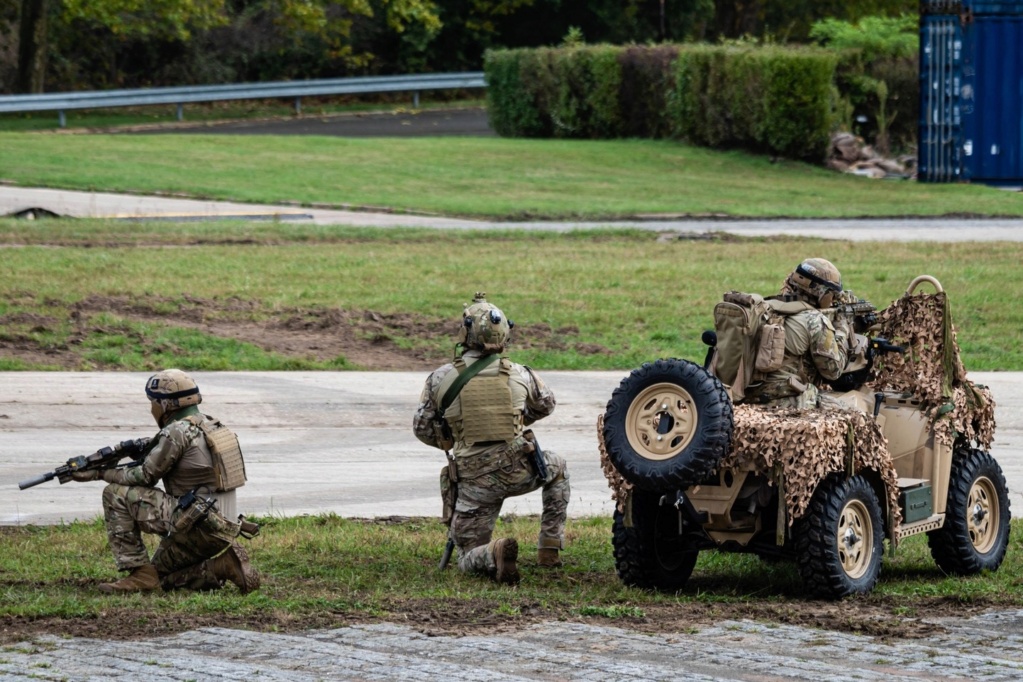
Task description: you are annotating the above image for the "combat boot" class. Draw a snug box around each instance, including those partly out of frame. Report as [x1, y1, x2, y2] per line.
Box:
[537, 548, 563, 568]
[98, 564, 160, 594]
[493, 538, 520, 585]
[210, 543, 261, 594]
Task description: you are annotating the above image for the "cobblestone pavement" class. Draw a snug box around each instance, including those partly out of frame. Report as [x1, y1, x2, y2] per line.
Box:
[3, 611, 1023, 681]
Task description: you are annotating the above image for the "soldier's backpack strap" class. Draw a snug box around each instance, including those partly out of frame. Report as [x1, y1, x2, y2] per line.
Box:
[440, 352, 500, 413]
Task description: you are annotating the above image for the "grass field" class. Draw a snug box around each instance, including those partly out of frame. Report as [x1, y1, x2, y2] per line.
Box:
[1, 224, 1021, 370]
[3, 132, 1023, 219]
[1, 515, 1020, 641]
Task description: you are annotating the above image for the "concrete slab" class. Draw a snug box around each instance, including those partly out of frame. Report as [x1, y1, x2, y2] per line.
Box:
[5, 186, 1023, 238]
[1, 371, 1020, 526]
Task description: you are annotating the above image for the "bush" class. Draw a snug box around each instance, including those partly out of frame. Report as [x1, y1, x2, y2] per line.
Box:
[618, 44, 680, 138]
[488, 43, 839, 161]
[672, 45, 837, 160]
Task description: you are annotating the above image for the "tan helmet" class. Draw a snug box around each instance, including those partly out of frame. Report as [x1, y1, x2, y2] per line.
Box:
[145, 369, 202, 413]
[458, 292, 513, 353]
[783, 258, 843, 308]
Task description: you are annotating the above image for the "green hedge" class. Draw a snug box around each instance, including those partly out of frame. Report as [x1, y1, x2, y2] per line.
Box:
[485, 44, 840, 161]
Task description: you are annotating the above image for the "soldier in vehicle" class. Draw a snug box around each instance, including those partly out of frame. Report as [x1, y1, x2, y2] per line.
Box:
[413, 293, 570, 584]
[743, 258, 856, 408]
[71, 369, 260, 594]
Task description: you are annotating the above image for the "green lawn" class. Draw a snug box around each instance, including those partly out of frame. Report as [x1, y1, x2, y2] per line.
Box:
[1, 224, 1019, 370]
[1, 515, 1019, 641]
[2, 132, 1022, 219]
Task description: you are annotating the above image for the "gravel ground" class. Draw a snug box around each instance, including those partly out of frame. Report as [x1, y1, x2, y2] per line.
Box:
[3, 611, 1023, 681]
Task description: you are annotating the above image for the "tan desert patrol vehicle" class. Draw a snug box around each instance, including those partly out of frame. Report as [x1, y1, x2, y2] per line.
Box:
[599, 276, 1009, 599]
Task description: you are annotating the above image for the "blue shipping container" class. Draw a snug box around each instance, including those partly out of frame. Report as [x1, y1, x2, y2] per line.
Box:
[920, 1, 1023, 183]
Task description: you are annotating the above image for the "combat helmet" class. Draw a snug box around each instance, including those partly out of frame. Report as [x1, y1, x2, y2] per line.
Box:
[458, 292, 513, 354]
[783, 258, 843, 308]
[145, 368, 202, 413]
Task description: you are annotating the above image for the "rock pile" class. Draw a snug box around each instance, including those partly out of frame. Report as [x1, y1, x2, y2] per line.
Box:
[827, 132, 916, 179]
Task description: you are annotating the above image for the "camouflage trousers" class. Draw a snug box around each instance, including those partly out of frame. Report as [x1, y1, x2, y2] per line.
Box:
[101, 483, 240, 591]
[453, 449, 569, 577]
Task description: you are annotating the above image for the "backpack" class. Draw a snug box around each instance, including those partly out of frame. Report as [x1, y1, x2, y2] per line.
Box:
[712, 291, 811, 402]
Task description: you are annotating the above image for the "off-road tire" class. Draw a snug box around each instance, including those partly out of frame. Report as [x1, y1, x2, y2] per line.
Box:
[612, 489, 698, 592]
[603, 359, 733, 491]
[927, 448, 1010, 575]
[794, 474, 884, 599]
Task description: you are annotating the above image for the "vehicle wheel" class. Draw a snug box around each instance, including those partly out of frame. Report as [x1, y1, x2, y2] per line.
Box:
[612, 489, 698, 591]
[602, 358, 733, 491]
[927, 448, 1010, 575]
[794, 474, 884, 599]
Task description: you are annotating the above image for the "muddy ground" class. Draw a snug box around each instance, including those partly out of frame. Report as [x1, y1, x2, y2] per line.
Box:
[0, 293, 611, 371]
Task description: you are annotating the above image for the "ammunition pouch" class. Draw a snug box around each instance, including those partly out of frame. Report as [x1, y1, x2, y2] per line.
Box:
[440, 464, 457, 525]
[453, 436, 532, 480]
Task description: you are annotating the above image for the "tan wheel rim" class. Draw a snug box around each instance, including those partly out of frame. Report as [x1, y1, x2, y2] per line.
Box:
[968, 476, 999, 554]
[624, 382, 697, 461]
[837, 499, 873, 580]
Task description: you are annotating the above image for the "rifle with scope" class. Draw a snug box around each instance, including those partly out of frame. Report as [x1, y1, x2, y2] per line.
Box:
[19, 438, 153, 490]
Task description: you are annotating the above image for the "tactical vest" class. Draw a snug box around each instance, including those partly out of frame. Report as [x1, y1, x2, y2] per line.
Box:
[186, 414, 247, 492]
[444, 357, 521, 446]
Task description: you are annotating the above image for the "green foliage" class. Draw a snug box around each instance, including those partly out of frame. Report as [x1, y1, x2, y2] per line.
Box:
[489, 43, 836, 159]
[673, 45, 837, 160]
[810, 14, 917, 62]
[484, 48, 551, 137]
[812, 15, 919, 152]
[60, 0, 229, 41]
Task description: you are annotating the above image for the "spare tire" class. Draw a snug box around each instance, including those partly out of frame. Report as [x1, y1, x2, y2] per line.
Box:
[603, 358, 733, 491]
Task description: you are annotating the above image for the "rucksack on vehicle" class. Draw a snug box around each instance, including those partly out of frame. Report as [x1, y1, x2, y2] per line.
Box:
[712, 291, 810, 402]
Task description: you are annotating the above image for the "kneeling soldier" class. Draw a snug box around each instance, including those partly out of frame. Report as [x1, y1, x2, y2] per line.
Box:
[414, 293, 570, 583]
[72, 369, 260, 594]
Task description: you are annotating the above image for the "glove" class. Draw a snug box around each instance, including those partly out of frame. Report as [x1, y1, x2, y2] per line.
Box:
[70, 469, 100, 482]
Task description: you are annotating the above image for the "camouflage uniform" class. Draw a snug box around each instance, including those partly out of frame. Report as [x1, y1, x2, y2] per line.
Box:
[744, 309, 850, 408]
[413, 349, 570, 577]
[99, 405, 244, 590]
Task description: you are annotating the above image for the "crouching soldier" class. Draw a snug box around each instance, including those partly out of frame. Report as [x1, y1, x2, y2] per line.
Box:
[413, 293, 570, 584]
[72, 369, 260, 594]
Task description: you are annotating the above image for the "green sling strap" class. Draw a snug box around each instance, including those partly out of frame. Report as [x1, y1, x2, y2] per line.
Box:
[440, 353, 500, 413]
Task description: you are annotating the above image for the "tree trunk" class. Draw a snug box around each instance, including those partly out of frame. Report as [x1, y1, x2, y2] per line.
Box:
[17, 0, 48, 94]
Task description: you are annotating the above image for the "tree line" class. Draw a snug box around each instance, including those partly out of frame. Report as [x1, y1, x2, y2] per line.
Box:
[1, 0, 914, 94]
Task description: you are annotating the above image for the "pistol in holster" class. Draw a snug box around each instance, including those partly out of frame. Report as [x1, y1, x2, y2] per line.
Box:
[433, 419, 454, 452]
[522, 430, 550, 482]
[172, 488, 218, 535]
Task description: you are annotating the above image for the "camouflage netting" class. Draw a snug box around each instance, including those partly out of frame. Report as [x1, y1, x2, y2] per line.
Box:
[722, 404, 901, 528]
[872, 290, 996, 451]
[597, 414, 633, 513]
[597, 285, 994, 536]
[597, 406, 901, 528]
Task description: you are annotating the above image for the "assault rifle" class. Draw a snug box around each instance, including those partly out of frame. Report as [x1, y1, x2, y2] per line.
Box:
[19, 438, 152, 490]
[828, 290, 881, 334]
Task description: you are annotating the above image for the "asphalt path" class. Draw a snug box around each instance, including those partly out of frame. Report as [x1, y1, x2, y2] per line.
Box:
[5, 185, 1023, 239]
[2, 371, 1021, 526]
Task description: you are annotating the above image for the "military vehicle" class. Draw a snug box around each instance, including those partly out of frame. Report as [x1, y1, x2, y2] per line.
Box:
[600, 276, 1009, 598]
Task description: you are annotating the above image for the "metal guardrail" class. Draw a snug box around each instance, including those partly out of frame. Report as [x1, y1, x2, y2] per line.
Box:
[0, 72, 486, 127]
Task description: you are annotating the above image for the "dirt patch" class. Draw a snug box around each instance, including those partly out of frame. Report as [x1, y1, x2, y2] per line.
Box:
[0, 593, 969, 645]
[0, 294, 611, 371]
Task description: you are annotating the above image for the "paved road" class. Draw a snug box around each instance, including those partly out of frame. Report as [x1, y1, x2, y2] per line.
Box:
[3, 612, 1023, 681]
[2, 371, 1021, 526]
[5, 185, 1023, 238]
